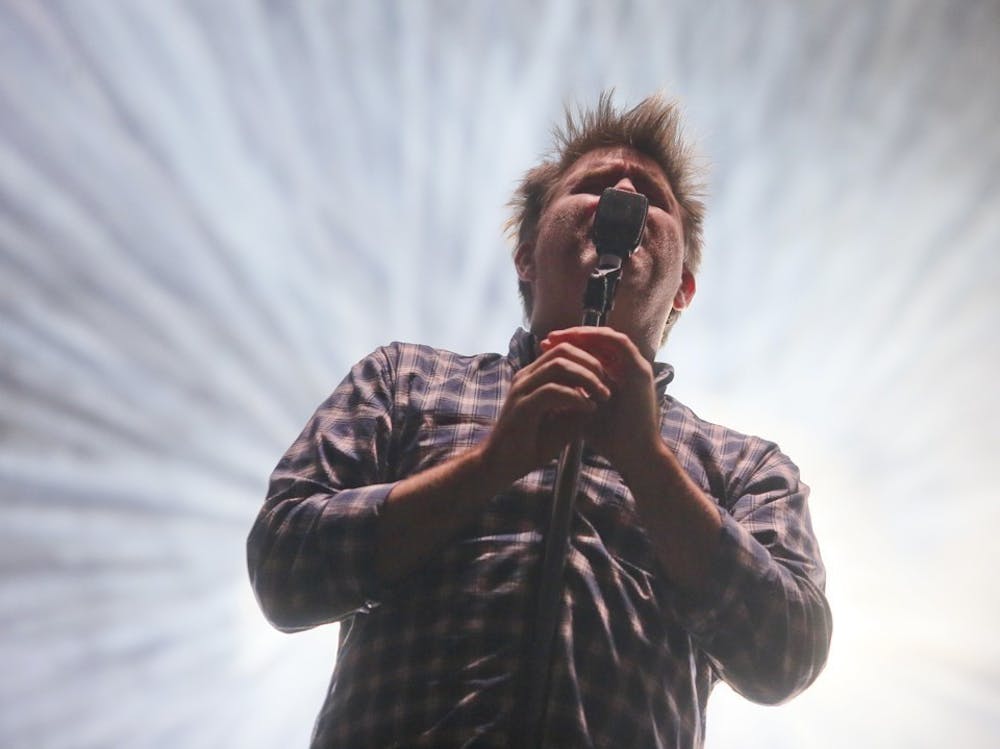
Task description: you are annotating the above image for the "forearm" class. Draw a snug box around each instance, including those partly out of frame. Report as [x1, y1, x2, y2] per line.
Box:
[675, 514, 832, 703]
[618, 436, 830, 703]
[373, 337, 611, 583]
[617, 437, 723, 592]
[250, 446, 508, 626]
[248, 482, 396, 631]
[374, 442, 511, 584]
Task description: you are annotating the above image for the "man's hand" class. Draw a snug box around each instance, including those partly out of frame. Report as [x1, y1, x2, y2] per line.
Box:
[478, 337, 612, 486]
[541, 327, 661, 476]
[378, 329, 617, 585]
[540, 326, 723, 590]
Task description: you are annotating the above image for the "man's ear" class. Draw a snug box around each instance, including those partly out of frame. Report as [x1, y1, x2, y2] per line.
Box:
[514, 240, 536, 283]
[672, 268, 696, 311]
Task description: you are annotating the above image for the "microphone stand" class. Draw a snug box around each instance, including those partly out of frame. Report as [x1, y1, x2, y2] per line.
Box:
[519, 258, 624, 749]
[516, 185, 647, 748]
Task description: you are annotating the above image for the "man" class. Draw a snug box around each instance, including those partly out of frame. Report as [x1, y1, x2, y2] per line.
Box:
[247, 92, 832, 748]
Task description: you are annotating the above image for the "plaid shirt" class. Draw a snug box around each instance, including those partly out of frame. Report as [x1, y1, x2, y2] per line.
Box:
[247, 329, 831, 748]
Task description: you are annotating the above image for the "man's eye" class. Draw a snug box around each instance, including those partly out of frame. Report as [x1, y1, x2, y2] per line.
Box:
[574, 179, 605, 195]
[645, 190, 672, 212]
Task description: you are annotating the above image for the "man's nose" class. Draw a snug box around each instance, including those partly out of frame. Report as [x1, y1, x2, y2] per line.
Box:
[613, 176, 638, 193]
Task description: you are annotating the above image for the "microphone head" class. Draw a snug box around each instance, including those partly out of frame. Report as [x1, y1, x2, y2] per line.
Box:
[592, 188, 649, 260]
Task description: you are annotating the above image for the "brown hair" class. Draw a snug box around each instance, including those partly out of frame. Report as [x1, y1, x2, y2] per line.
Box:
[507, 91, 706, 339]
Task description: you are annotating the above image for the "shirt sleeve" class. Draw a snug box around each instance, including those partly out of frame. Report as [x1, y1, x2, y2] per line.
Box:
[246, 346, 399, 633]
[668, 444, 833, 704]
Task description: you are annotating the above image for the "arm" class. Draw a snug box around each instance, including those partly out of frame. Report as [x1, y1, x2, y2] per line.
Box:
[246, 347, 398, 632]
[248, 340, 614, 628]
[667, 447, 832, 705]
[542, 327, 721, 591]
[374, 340, 612, 583]
[544, 327, 831, 704]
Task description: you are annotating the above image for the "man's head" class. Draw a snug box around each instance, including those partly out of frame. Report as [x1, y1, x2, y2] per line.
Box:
[507, 91, 705, 352]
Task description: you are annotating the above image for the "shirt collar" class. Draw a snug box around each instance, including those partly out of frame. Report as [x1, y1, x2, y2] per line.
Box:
[508, 327, 539, 372]
[507, 327, 675, 396]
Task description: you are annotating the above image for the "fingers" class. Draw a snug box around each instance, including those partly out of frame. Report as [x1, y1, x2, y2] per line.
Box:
[520, 381, 599, 418]
[485, 332, 643, 480]
[483, 381, 595, 481]
[542, 328, 645, 384]
[513, 343, 612, 403]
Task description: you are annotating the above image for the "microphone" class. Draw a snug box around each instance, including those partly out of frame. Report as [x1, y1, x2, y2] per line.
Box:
[584, 188, 648, 317]
[592, 187, 648, 264]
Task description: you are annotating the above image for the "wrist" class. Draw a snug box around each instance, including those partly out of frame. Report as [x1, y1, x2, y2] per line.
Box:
[467, 439, 515, 498]
[616, 429, 671, 484]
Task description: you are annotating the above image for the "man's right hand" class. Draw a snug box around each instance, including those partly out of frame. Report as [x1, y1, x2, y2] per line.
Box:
[377, 338, 611, 585]
[477, 340, 612, 487]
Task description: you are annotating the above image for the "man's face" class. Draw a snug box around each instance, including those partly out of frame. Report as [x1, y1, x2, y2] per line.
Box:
[515, 146, 695, 358]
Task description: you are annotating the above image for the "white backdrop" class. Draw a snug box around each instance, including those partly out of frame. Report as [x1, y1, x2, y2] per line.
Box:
[2, 1, 999, 747]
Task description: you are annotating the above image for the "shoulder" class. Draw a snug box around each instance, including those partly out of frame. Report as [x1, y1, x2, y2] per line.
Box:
[360, 341, 506, 418]
[663, 396, 778, 461]
[662, 395, 801, 508]
[369, 341, 506, 386]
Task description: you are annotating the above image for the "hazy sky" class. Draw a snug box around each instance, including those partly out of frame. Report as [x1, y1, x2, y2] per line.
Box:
[2, 1, 998, 747]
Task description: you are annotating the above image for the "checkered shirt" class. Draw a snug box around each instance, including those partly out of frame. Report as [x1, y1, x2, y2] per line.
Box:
[247, 328, 831, 748]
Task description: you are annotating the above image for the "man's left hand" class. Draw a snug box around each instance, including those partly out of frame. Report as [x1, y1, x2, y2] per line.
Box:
[541, 327, 661, 476]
